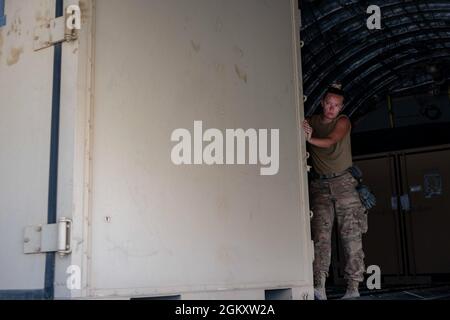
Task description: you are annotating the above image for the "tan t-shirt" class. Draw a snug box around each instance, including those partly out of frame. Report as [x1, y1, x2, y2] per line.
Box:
[308, 114, 353, 175]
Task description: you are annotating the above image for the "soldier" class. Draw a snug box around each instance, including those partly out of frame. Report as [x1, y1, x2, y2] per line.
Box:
[303, 83, 367, 300]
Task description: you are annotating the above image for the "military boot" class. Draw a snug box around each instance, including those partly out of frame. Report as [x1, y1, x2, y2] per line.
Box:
[313, 272, 327, 300]
[341, 280, 360, 299]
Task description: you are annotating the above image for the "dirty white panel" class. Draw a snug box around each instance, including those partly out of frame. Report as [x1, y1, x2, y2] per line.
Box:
[90, 0, 309, 296]
[0, 0, 55, 290]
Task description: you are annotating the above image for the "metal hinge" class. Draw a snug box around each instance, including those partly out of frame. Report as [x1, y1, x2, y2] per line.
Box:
[23, 218, 72, 256]
[34, 12, 78, 51]
[391, 195, 398, 210]
[400, 194, 411, 212]
[305, 152, 312, 172]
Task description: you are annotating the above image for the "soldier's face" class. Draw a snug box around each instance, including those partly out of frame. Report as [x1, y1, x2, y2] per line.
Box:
[322, 93, 344, 120]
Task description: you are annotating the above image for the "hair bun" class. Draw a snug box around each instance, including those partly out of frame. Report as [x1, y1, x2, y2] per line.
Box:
[325, 82, 346, 100]
[330, 82, 343, 90]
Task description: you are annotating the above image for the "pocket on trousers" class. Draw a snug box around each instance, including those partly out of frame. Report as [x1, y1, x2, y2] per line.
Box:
[358, 208, 368, 234]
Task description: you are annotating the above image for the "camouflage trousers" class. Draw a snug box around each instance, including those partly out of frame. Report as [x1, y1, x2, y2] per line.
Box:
[310, 172, 367, 283]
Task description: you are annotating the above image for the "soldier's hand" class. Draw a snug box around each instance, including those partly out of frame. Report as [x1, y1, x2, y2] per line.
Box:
[303, 120, 313, 142]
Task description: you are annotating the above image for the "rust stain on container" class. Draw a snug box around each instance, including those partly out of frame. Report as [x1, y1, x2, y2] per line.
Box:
[190, 40, 201, 53]
[7, 47, 24, 66]
[79, 0, 90, 24]
[234, 64, 248, 83]
[35, 10, 51, 25]
[233, 45, 244, 58]
[9, 17, 22, 37]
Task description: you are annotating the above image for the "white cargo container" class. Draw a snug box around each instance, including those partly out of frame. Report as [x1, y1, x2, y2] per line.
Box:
[0, 0, 313, 300]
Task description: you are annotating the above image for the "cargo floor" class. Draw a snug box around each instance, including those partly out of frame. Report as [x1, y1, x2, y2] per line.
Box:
[327, 284, 450, 300]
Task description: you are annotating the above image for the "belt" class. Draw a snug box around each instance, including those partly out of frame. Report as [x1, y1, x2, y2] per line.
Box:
[311, 169, 350, 180]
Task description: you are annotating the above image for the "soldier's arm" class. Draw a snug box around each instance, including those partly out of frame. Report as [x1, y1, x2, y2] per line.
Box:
[308, 117, 351, 148]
